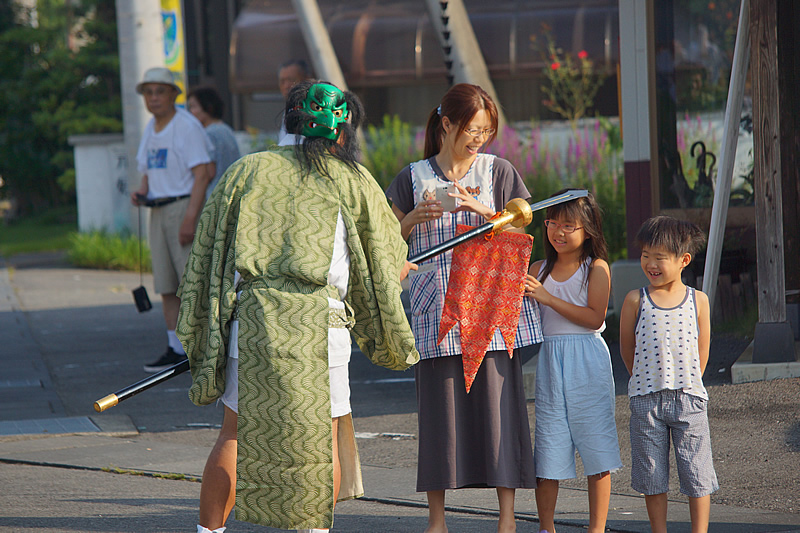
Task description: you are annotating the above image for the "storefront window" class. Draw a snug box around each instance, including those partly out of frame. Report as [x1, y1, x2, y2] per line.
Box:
[654, 0, 753, 209]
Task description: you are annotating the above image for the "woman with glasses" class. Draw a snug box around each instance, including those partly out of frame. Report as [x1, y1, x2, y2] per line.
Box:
[386, 83, 542, 533]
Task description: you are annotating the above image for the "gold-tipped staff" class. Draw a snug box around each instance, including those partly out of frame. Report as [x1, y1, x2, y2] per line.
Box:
[93, 189, 588, 412]
[94, 359, 189, 412]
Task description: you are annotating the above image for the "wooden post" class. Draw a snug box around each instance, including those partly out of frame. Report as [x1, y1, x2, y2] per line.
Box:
[777, 0, 800, 340]
[749, 0, 796, 363]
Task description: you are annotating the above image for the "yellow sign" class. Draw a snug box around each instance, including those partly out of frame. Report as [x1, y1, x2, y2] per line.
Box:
[161, 0, 186, 105]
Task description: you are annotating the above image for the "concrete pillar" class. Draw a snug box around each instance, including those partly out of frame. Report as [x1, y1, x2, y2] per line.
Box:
[115, 0, 164, 233]
[69, 134, 129, 234]
[424, 0, 506, 129]
[291, 0, 348, 90]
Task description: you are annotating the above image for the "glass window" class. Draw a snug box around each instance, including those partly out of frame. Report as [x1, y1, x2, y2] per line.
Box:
[654, 0, 753, 209]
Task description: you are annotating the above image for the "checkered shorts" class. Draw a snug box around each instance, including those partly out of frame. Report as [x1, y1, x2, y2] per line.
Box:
[629, 389, 719, 497]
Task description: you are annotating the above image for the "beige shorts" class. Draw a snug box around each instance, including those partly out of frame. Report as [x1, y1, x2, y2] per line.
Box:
[148, 198, 192, 294]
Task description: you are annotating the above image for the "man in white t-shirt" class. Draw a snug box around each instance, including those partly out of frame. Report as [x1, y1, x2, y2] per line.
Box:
[130, 67, 213, 373]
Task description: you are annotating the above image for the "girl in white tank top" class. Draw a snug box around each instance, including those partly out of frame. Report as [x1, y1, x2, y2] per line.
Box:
[523, 190, 621, 533]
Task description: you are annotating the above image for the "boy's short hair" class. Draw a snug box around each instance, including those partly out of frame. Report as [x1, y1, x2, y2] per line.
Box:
[636, 215, 706, 258]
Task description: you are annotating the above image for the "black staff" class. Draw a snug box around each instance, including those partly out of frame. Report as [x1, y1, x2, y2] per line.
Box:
[93, 189, 588, 412]
[94, 359, 189, 412]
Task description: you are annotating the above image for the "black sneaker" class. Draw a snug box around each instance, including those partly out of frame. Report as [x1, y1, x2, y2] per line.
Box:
[143, 347, 188, 373]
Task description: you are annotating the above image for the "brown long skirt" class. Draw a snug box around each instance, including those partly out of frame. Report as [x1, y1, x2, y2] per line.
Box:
[415, 347, 537, 492]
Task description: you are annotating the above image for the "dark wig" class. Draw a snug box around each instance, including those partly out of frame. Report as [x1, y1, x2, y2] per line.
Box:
[635, 215, 706, 259]
[283, 80, 365, 178]
[538, 188, 608, 285]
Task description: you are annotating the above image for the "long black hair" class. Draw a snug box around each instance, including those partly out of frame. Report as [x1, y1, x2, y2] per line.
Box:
[283, 80, 365, 178]
[538, 188, 608, 285]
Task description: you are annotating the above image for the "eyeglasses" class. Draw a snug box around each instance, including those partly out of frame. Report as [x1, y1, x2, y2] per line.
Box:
[463, 128, 496, 139]
[544, 220, 583, 233]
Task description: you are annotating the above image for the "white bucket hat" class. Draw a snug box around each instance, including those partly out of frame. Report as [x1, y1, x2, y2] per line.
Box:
[136, 67, 182, 94]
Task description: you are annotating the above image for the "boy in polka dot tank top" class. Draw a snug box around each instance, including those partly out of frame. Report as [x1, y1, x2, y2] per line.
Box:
[619, 216, 718, 533]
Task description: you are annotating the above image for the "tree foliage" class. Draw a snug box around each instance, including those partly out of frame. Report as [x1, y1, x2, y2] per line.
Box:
[0, 0, 121, 215]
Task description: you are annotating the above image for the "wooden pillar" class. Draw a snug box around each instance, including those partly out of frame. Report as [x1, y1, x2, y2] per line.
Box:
[749, 0, 796, 362]
[777, 0, 800, 339]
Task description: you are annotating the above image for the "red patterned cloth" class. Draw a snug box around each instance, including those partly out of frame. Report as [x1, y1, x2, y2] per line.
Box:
[437, 225, 533, 392]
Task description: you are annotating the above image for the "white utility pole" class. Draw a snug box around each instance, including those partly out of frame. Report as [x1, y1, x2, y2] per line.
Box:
[115, 0, 164, 230]
[703, 0, 750, 315]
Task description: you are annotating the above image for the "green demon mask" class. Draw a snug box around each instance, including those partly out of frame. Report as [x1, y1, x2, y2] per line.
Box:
[299, 83, 349, 140]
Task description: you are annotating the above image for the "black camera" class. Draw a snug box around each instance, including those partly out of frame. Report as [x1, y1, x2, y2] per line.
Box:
[132, 285, 152, 312]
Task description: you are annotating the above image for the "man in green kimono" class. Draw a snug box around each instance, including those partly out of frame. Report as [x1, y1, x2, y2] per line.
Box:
[178, 81, 419, 532]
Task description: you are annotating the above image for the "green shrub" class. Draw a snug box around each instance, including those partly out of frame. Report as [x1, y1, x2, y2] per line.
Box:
[362, 115, 423, 190]
[67, 231, 150, 272]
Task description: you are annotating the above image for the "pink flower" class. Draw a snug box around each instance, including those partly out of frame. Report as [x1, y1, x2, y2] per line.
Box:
[578, 50, 588, 59]
[551, 62, 560, 70]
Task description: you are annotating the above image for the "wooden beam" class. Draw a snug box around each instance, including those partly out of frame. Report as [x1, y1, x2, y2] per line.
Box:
[777, 0, 800, 305]
[749, 0, 795, 362]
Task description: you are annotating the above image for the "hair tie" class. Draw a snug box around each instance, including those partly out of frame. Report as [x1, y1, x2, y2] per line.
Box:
[437, 105, 442, 116]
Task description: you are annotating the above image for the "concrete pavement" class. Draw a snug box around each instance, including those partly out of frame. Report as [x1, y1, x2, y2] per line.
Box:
[1, 254, 799, 532]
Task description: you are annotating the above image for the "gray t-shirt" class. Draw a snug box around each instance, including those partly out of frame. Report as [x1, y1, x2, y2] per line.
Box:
[205, 122, 242, 199]
[385, 156, 531, 214]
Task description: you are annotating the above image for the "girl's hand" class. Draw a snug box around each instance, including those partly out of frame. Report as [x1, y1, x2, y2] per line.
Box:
[451, 182, 495, 220]
[524, 274, 552, 306]
[410, 200, 443, 225]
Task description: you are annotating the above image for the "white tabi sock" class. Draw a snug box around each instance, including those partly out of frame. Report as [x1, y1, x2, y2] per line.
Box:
[167, 329, 185, 354]
[196, 525, 225, 533]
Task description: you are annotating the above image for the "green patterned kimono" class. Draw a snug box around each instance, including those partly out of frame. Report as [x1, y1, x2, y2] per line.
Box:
[176, 147, 419, 530]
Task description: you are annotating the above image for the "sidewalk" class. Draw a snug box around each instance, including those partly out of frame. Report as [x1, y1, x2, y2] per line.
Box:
[1, 255, 799, 532]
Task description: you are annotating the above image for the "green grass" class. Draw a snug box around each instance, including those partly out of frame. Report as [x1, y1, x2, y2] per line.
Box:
[0, 207, 150, 272]
[0, 207, 77, 257]
[67, 231, 150, 272]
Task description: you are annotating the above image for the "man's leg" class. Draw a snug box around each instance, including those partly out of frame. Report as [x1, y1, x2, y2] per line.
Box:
[199, 406, 237, 530]
[162, 292, 181, 333]
[144, 292, 186, 372]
